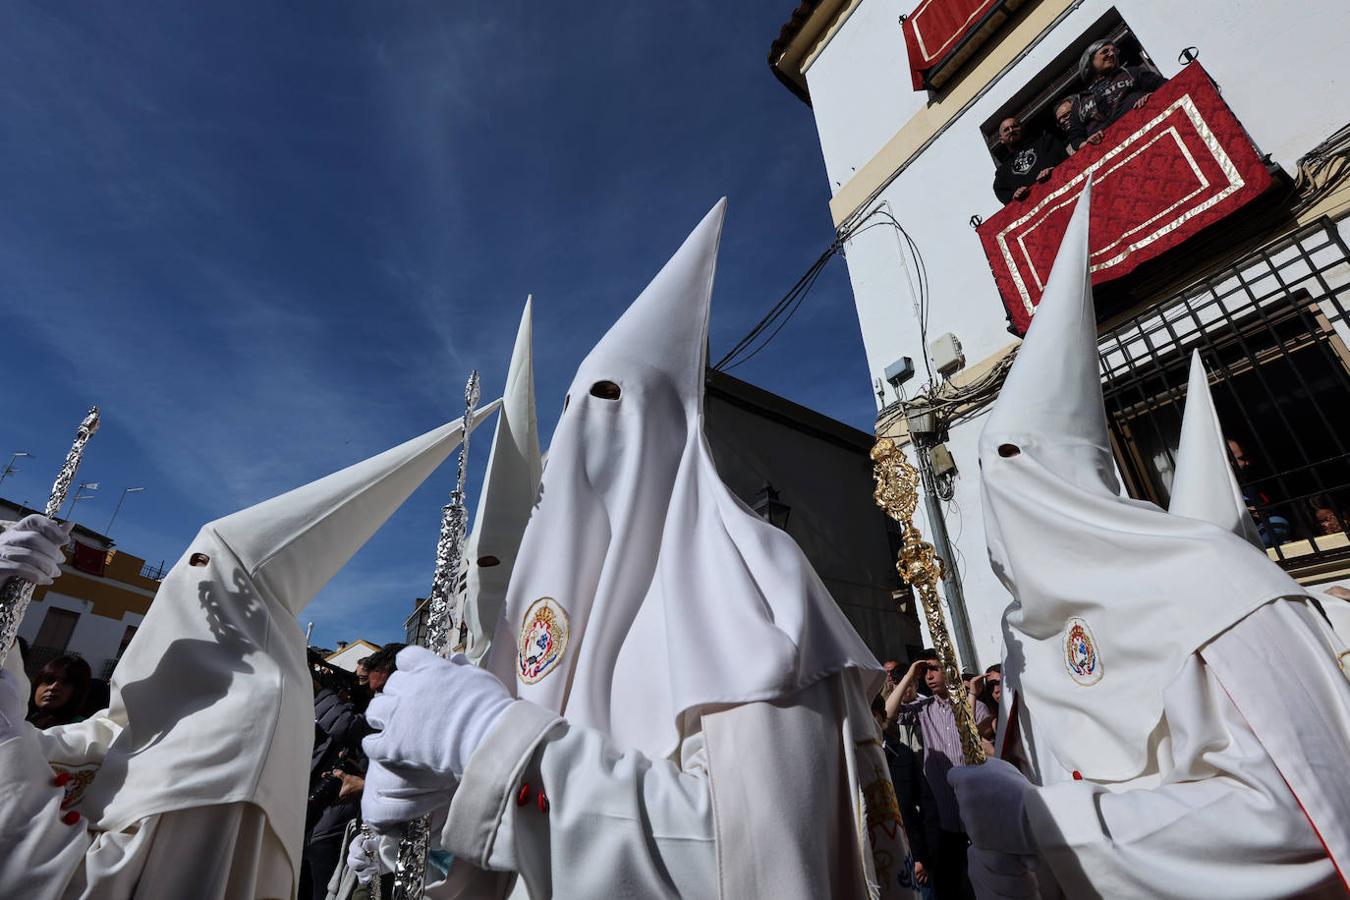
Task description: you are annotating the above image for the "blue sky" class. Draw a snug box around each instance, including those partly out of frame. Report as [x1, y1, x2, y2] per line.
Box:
[1, 1, 877, 649]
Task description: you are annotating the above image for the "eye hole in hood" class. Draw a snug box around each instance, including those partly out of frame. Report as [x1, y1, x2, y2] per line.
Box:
[589, 380, 622, 400]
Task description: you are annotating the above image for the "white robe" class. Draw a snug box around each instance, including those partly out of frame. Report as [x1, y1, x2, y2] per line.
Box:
[430, 671, 916, 899]
[0, 726, 292, 900]
[1008, 598, 1349, 899]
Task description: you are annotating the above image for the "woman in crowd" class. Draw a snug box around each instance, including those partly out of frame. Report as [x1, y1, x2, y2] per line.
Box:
[26, 654, 92, 729]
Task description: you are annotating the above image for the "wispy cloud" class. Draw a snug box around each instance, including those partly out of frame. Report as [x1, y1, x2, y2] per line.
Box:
[1, 1, 870, 644]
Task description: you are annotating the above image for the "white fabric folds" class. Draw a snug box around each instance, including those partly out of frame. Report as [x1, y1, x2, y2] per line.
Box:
[39, 406, 498, 880]
[979, 183, 1304, 781]
[1169, 349, 1263, 547]
[464, 297, 543, 664]
[485, 199, 881, 760]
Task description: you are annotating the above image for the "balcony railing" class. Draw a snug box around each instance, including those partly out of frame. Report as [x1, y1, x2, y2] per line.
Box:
[977, 62, 1275, 335]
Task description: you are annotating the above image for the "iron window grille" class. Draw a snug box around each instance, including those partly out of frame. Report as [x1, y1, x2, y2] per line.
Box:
[1098, 217, 1350, 575]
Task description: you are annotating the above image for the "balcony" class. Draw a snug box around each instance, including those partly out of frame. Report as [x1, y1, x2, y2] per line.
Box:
[976, 63, 1277, 335]
[903, 0, 1030, 92]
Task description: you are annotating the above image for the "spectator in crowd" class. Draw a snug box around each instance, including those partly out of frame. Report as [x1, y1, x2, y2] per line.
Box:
[1309, 496, 1346, 536]
[310, 647, 399, 895]
[307, 753, 366, 900]
[363, 643, 403, 695]
[992, 115, 1067, 203]
[875, 672, 938, 894]
[26, 654, 91, 729]
[881, 658, 901, 693]
[1068, 40, 1166, 151]
[1228, 438, 1292, 546]
[972, 665, 1002, 758]
[885, 650, 991, 900]
[303, 665, 371, 900]
[1054, 97, 1083, 153]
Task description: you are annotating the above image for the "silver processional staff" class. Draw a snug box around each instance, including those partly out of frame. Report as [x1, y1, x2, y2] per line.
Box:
[0, 406, 100, 668]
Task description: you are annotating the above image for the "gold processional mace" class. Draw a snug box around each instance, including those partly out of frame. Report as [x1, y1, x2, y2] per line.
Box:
[871, 437, 986, 766]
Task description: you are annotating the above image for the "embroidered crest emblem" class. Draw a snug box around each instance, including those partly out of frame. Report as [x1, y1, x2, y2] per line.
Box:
[1063, 616, 1103, 686]
[518, 596, 569, 684]
[860, 763, 916, 895]
[1011, 146, 1038, 176]
[50, 763, 99, 811]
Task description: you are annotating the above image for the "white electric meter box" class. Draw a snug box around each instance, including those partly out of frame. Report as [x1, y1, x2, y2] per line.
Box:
[931, 332, 965, 378]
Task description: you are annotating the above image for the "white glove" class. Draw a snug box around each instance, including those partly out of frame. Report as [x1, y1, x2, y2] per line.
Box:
[947, 757, 1037, 855]
[346, 828, 384, 885]
[967, 847, 1039, 899]
[361, 647, 513, 828]
[0, 669, 28, 741]
[0, 515, 71, 586]
[359, 756, 451, 831]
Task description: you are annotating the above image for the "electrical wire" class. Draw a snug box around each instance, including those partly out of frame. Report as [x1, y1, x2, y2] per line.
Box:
[713, 203, 936, 378]
[712, 239, 841, 371]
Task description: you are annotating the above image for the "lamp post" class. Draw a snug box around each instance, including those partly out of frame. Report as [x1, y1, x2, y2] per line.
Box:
[105, 486, 145, 536]
[751, 481, 792, 529]
[0, 451, 32, 488]
[64, 482, 100, 519]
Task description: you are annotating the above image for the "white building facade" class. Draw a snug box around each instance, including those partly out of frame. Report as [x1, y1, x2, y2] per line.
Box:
[3, 499, 161, 680]
[772, 0, 1350, 667]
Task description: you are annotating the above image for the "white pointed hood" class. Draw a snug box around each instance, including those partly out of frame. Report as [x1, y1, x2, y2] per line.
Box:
[464, 298, 543, 664]
[980, 185, 1305, 781]
[485, 199, 880, 759]
[1169, 351, 1263, 547]
[39, 407, 497, 881]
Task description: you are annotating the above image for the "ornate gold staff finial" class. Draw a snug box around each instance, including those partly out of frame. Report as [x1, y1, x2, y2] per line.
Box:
[871, 437, 986, 765]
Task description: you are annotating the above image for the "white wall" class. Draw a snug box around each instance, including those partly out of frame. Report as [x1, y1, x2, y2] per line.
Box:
[803, 0, 924, 190]
[705, 386, 924, 663]
[19, 591, 144, 678]
[801, 0, 1348, 665]
[326, 641, 381, 672]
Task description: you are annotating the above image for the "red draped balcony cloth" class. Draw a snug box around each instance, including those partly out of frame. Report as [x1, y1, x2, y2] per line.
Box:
[976, 63, 1272, 335]
[903, 0, 1023, 91]
[71, 541, 108, 578]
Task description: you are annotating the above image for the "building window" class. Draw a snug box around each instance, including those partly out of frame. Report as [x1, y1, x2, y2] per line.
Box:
[32, 607, 80, 655]
[980, 11, 1161, 163]
[1099, 219, 1350, 571]
[116, 625, 138, 658]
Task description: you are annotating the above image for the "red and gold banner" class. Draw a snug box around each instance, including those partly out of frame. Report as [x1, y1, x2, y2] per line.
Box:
[902, 0, 1001, 90]
[977, 63, 1272, 335]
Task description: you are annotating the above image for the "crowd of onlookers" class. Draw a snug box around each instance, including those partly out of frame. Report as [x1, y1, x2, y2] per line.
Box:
[873, 651, 1002, 900]
[992, 39, 1167, 204]
[1226, 437, 1348, 548]
[300, 643, 402, 900]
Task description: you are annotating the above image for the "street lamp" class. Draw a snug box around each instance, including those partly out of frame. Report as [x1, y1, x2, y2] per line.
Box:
[751, 481, 792, 530]
[0, 451, 32, 488]
[64, 482, 100, 519]
[105, 487, 145, 536]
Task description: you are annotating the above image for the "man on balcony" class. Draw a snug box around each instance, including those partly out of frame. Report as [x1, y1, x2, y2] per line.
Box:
[1069, 41, 1167, 152]
[992, 116, 1067, 204]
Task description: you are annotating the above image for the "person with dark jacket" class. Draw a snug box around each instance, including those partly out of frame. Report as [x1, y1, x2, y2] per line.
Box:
[874, 690, 939, 894]
[303, 671, 372, 900]
[1068, 40, 1166, 151]
[992, 116, 1067, 203]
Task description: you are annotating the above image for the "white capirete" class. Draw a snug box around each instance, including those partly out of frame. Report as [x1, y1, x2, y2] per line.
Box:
[1169, 350, 1263, 547]
[979, 182, 1302, 781]
[485, 199, 881, 760]
[39, 406, 498, 880]
[464, 297, 543, 664]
